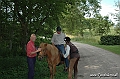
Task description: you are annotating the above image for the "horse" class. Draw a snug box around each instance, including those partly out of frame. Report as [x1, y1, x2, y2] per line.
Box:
[38, 43, 61, 79]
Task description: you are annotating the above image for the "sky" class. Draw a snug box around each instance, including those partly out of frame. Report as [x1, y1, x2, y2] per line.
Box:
[100, 0, 119, 24]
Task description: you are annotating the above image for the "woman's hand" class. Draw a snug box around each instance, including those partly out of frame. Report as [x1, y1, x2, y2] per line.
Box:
[37, 48, 41, 52]
[67, 55, 70, 60]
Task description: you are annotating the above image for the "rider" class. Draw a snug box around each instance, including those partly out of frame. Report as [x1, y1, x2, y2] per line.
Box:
[51, 26, 69, 71]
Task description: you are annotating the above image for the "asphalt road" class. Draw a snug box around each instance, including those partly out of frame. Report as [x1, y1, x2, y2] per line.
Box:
[73, 42, 120, 79]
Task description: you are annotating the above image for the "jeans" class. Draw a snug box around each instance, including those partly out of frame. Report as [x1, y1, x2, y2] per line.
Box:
[64, 58, 69, 68]
[56, 44, 69, 68]
[27, 57, 36, 79]
[56, 44, 66, 54]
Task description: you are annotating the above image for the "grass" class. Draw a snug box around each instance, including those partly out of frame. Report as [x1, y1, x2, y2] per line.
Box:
[72, 36, 120, 55]
[0, 56, 67, 79]
[95, 45, 120, 55]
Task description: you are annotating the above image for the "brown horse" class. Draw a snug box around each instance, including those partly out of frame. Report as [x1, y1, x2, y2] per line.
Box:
[38, 43, 61, 79]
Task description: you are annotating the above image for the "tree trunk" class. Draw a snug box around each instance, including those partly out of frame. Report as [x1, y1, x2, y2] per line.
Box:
[14, 0, 28, 55]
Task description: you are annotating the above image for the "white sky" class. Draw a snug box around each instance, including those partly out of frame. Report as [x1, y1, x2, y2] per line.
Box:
[100, 0, 119, 24]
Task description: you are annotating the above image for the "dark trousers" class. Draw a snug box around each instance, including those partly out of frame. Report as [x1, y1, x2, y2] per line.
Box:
[27, 57, 36, 79]
[64, 58, 69, 68]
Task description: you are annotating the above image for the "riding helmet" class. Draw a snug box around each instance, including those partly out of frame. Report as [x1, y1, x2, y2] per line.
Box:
[64, 37, 71, 42]
[56, 26, 61, 31]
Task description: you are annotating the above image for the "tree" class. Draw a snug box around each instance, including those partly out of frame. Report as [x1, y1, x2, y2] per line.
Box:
[93, 15, 114, 36]
[0, 0, 112, 56]
[115, 24, 120, 35]
[114, 0, 120, 35]
[0, 0, 76, 56]
[60, 0, 101, 37]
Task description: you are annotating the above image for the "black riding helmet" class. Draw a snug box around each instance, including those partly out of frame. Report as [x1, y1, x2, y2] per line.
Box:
[56, 26, 61, 31]
[64, 37, 71, 42]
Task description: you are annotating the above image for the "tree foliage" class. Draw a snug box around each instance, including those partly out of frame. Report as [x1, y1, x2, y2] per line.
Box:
[114, 0, 120, 35]
[91, 15, 114, 36]
[0, 0, 112, 56]
[60, 0, 101, 36]
[0, 0, 76, 56]
[60, 0, 113, 37]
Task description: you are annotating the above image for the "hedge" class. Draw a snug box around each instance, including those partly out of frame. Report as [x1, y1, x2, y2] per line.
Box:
[100, 35, 120, 45]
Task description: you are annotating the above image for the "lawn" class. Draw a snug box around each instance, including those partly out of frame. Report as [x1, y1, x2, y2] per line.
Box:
[0, 56, 67, 79]
[95, 45, 120, 55]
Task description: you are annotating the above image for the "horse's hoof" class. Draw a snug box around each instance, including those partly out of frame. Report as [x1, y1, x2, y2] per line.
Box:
[56, 63, 61, 66]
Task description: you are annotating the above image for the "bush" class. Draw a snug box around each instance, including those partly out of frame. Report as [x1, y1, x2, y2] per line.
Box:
[0, 56, 28, 79]
[100, 35, 120, 45]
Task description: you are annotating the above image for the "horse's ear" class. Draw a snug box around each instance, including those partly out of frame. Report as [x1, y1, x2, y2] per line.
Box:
[44, 43, 47, 47]
[39, 43, 43, 48]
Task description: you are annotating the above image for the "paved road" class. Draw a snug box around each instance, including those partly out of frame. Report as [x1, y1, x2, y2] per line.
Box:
[73, 42, 120, 79]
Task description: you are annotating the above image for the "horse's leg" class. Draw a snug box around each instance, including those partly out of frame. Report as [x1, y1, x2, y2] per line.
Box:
[49, 65, 53, 79]
[50, 64, 56, 79]
[68, 58, 77, 79]
[74, 57, 80, 79]
[53, 64, 56, 76]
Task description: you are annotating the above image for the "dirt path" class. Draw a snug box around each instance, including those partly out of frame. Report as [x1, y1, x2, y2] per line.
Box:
[73, 42, 120, 79]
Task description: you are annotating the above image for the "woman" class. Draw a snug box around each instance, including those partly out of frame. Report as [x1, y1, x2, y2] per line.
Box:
[64, 37, 80, 79]
[63, 43, 70, 71]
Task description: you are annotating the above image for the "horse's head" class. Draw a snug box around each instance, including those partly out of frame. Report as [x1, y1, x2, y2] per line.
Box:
[38, 43, 47, 60]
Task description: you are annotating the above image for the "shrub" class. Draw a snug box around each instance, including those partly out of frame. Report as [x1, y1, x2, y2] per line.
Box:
[100, 35, 120, 45]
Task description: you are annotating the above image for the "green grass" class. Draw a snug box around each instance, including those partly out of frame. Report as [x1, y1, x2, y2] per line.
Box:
[95, 45, 120, 55]
[0, 56, 67, 79]
[72, 36, 120, 55]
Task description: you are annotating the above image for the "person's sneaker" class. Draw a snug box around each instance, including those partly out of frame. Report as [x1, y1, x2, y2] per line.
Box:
[64, 68, 68, 72]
